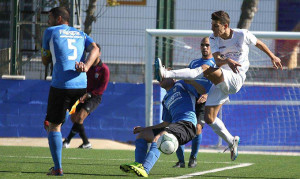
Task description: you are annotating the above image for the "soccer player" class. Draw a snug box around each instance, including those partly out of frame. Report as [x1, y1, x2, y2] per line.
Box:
[157, 10, 283, 161]
[173, 37, 216, 168]
[63, 44, 110, 149]
[120, 69, 202, 177]
[41, 7, 99, 176]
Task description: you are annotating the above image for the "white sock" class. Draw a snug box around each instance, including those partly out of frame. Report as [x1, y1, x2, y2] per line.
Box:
[165, 66, 204, 79]
[209, 117, 234, 146]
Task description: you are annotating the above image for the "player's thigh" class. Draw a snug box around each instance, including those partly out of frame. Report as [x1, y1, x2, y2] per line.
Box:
[46, 87, 70, 124]
[76, 108, 89, 124]
[221, 69, 245, 94]
[137, 128, 158, 142]
[204, 104, 223, 124]
[76, 95, 102, 114]
[196, 124, 202, 135]
[204, 67, 224, 85]
[166, 121, 196, 145]
[46, 87, 85, 124]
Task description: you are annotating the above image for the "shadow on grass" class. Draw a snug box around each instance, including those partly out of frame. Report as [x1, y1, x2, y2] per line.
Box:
[0, 170, 130, 177]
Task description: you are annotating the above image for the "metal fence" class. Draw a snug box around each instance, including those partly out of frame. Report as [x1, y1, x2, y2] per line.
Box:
[0, 0, 299, 83]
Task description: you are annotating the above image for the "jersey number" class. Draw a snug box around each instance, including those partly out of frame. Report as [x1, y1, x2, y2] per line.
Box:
[67, 39, 77, 60]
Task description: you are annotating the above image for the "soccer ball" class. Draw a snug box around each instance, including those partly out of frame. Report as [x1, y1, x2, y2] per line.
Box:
[157, 132, 179, 155]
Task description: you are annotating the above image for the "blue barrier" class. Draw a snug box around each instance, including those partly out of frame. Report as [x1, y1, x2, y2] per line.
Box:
[0, 79, 299, 147]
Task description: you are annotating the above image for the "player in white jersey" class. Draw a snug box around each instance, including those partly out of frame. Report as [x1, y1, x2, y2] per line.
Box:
[157, 10, 282, 161]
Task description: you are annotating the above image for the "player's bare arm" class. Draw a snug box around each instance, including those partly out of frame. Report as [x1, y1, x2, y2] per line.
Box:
[213, 52, 241, 73]
[197, 93, 208, 104]
[41, 48, 52, 66]
[184, 79, 207, 95]
[75, 42, 100, 72]
[255, 39, 283, 70]
[133, 122, 170, 134]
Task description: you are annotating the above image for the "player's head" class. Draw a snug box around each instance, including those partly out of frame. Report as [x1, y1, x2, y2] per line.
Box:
[48, 7, 70, 26]
[211, 10, 230, 37]
[159, 68, 175, 90]
[200, 37, 212, 58]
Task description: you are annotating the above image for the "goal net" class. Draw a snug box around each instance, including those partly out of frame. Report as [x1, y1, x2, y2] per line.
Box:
[146, 29, 300, 154]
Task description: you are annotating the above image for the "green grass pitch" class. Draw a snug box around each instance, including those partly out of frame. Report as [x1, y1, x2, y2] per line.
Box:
[0, 146, 299, 178]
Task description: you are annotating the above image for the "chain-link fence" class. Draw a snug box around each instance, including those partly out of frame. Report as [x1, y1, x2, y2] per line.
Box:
[0, 0, 299, 83]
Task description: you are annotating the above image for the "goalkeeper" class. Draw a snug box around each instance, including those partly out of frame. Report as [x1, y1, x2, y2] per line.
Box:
[120, 66, 207, 177]
[62, 44, 110, 149]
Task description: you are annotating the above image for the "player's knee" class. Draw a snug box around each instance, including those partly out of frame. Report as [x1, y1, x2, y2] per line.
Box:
[196, 124, 202, 135]
[204, 116, 214, 124]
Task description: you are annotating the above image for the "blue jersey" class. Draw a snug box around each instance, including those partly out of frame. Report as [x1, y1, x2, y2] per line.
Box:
[42, 24, 94, 89]
[162, 81, 198, 127]
[187, 57, 216, 94]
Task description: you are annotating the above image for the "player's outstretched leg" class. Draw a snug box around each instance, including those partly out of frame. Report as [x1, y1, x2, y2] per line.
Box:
[230, 136, 240, 161]
[155, 58, 166, 81]
[120, 162, 136, 173]
[129, 162, 148, 177]
[120, 162, 148, 177]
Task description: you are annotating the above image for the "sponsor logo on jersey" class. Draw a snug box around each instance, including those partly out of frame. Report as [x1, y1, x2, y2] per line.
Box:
[164, 92, 182, 110]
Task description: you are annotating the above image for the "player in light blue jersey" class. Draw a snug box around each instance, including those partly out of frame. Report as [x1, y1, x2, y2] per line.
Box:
[41, 7, 99, 176]
[173, 37, 216, 168]
[120, 73, 202, 177]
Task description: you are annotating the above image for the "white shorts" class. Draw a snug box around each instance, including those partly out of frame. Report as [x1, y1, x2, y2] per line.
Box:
[206, 69, 245, 106]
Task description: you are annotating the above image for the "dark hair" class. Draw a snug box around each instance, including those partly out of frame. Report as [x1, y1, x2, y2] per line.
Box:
[201, 36, 209, 42]
[96, 43, 101, 52]
[211, 11, 230, 25]
[50, 7, 70, 22]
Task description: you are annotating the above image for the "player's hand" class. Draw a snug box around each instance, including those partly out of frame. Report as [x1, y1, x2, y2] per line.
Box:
[44, 120, 49, 132]
[133, 126, 144, 134]
[79, 93, 92, 103]
[227, 58, 241, 73]
[197, 94, 208, 104]
[271, 56, 283, 70]
[75, 62, 88, 72]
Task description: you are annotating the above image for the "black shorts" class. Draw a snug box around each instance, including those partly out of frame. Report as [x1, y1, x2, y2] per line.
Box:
[45, 87, 86, 124]
[76, 95, 102, 113]
[195, 102, 205, 126]
[152, 120, 196, 145]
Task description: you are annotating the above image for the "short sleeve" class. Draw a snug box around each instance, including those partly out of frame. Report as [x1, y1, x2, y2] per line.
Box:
[244, 30, 257, 45]
[42, 28, 52, 50]
[84, 33, 95, 49]
[209, 34, 219, 54]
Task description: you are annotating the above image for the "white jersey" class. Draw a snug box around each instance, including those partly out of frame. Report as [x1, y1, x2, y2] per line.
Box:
[209, 29, 257, 75]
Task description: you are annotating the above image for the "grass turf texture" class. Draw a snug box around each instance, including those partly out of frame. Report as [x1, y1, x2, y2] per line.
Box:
[0, 146, 299, 179]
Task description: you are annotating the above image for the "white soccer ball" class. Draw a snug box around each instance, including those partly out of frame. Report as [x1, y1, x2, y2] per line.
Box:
[157, 132, 179, 155]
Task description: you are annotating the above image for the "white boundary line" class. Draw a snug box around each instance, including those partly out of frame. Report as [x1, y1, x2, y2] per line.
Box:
[162, 163, 253, 179]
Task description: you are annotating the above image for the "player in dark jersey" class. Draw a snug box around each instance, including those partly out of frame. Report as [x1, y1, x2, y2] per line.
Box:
[41, 7, 99, 176]
[62, 44, 110, 149]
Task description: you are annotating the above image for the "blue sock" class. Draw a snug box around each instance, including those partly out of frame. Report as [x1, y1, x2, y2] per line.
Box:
[135, 138, 148, 163]
[48, 132, 62, 170]
[191, 134, 202, 158]
[143, 142, 161, 174]
[176, 145, 185, 163]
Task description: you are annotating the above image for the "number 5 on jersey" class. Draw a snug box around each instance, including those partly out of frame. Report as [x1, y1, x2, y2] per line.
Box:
[67, 39, 77, 60]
